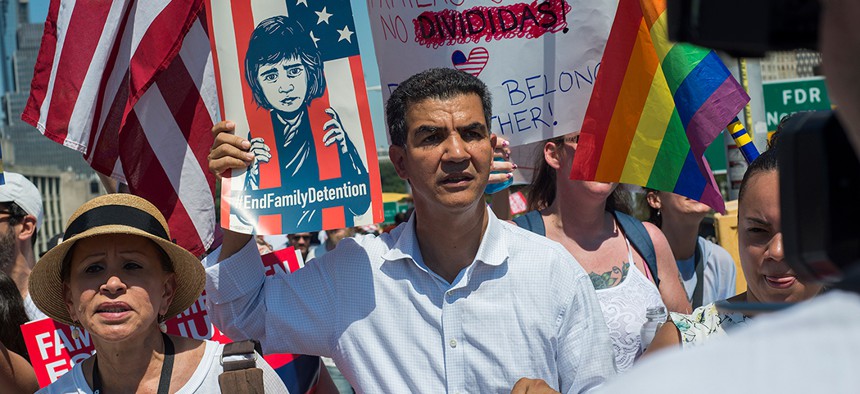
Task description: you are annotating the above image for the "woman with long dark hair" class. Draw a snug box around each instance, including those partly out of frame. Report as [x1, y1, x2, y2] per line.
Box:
[0, 269, 37, 393]
[514, 132, 690, 372]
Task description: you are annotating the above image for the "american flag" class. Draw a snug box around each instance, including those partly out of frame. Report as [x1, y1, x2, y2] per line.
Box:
[22, 0, 218, 256]
[208, 0, 383, 235]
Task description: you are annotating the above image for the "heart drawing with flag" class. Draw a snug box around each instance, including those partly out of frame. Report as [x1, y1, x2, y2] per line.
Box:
[452, 47, 489, 77]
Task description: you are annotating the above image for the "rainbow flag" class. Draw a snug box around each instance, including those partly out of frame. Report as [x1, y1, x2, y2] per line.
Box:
[570, 0, 749, 213]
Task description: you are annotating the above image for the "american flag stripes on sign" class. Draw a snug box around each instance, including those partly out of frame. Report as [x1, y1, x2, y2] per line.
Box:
[22, 0, 218, 256]
[207, 0, 383, 236]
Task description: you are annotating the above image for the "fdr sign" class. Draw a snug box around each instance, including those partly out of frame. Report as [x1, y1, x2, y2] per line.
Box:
[763, 77, 832, 132]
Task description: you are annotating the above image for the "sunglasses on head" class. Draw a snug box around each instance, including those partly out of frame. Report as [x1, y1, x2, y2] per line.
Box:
[0, 202, 25, 218]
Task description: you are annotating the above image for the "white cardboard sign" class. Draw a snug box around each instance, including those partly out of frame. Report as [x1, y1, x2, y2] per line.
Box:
[368, 0, 617, 146]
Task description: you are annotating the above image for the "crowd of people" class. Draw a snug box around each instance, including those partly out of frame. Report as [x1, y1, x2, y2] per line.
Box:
[0, 1, 858, 392]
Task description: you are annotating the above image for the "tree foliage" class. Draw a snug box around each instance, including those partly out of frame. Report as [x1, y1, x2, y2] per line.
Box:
[379, 161, 406, 194]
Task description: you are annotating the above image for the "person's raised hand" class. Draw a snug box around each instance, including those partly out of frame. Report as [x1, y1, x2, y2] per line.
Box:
[208, 120, 254, 178]
[247, 137, 272, 178]
[488, 136, 516, 185]
[322, 107, 349, 154]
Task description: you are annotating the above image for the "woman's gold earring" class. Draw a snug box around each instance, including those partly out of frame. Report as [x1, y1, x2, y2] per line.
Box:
[72, 322, 81, 340]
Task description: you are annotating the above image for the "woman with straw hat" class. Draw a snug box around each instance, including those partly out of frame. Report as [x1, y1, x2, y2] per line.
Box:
[29, 194, 288, 393]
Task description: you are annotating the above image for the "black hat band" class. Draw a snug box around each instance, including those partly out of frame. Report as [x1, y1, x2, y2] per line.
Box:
[64, 204, 169, 241]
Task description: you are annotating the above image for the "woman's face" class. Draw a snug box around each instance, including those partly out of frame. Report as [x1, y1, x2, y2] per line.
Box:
[738, 170, 822, 303]
[64, 234, 175, 342]
[657, 191, 711, 221]
[257, 56, 308, 114]
[550, 132, 618, 201]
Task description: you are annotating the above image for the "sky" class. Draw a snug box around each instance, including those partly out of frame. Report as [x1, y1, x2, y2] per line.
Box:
[26, 0, 389, 148]
[28, 0, 49, 23]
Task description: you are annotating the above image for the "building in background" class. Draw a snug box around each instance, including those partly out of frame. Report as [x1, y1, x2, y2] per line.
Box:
[0, 0, 19, 116]
[3, 3, 91, 173]
[0, 0, 103, 255]
[760, 49, 822, 81]
[795, 49, 822, 79]
[15, 165, 102, 255]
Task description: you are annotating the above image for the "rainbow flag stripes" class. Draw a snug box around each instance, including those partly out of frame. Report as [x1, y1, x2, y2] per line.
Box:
[571, 0, 749, 213]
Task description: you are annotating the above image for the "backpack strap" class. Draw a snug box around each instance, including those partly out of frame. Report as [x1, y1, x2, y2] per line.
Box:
[613, 211, 660, 288]
[512, 210, 547, 236]
[516, 209, 660, 287]
[692, 240, 705, 308]
[219, 340, 265, 393]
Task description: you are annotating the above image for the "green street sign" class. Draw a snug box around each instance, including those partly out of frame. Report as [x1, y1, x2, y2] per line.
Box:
[763, 77, 832, 132]
[383, 201, 410, 223]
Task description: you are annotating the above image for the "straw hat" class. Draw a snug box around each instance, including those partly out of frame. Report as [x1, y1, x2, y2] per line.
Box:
[29, 194, 206, 327]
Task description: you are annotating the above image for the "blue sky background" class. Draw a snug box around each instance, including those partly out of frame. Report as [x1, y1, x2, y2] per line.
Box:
[27, 0, 389, 148]
[28, 0, 49, 23]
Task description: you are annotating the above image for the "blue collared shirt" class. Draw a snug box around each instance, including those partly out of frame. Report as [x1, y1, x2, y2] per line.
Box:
[203, 210, 616, 393]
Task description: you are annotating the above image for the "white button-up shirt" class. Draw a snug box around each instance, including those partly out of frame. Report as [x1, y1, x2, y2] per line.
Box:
[203, 211, 615, 393]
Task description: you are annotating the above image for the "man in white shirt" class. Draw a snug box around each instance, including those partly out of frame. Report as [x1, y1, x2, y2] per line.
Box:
[206, 68, 615, 393]
[0, 172, 47, 321]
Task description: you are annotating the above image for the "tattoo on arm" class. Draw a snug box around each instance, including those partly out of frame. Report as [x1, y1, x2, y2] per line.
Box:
[589, 262, 630, 290]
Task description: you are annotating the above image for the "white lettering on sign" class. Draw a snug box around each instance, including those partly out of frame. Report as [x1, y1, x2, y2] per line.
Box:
[767, 111, 790, 128]
[782, 87, 822, 105]
[46, 359, 70, 382]
[35, 331, 55, 359]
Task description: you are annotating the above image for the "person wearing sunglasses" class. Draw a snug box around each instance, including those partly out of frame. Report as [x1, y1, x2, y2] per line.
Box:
[0, 172, 47, 321]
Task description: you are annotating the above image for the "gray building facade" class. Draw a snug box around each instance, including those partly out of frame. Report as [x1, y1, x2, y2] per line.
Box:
[1, 0, 104, 255]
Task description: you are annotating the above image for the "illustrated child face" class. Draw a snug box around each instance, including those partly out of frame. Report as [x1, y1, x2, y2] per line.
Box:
[257, 56, 309, 115]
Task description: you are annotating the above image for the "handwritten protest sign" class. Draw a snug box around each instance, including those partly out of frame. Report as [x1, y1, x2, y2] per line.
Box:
[207, 0, 384, 236]
[368, 0, 616, 146]
[22, 247, 320, 392]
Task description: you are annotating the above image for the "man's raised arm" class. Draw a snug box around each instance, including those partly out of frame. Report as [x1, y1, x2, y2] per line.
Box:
[208, 120, 255, 260]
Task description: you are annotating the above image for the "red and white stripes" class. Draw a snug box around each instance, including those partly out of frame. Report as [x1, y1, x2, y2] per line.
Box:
[23, 0, 217, 256]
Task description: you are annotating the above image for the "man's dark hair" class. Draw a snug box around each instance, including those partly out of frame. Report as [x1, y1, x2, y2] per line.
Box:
[386, 68, 492, 147]
[738, 134, 779, 204]
[244, 16, 326, 110]
[0, 270, 29, 360]
[737, 113, 794, 203]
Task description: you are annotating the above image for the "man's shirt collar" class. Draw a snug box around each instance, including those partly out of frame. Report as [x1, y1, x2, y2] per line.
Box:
[381, 207, 509, 269]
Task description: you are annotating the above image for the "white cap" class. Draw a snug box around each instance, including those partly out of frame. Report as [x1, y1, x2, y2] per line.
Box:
[0, 172, 43, 229]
